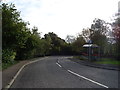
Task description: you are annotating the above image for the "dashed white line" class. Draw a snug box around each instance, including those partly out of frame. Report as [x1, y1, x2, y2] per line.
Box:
[67, 70, 109, 88]
[56, 63, 62, 67]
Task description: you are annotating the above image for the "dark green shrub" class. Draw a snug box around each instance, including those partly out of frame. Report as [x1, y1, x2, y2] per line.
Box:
[2, 49, 16, 63]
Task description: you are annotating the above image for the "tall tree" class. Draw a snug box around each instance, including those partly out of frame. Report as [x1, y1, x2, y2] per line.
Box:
[112, 13, 120, 58]
[83, 19, 109, 55]
[2, 3, 30, 51]
[44, 32, 67, 55]
[72, 35, 85, 55]
[2, 3, 32, 61]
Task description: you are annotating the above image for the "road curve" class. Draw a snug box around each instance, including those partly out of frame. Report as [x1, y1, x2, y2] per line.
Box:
[10, 56, 118, 88]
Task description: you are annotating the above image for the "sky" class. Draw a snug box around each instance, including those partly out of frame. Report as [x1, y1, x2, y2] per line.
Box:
[2, 0, 120, 39]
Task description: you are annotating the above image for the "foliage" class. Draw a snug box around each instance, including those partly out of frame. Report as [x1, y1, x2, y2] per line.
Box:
[71, 35, 85, 55]
[44, 32, 68, 55]
[2, 2, 119, 69]
[81, 18, 110, 56]
[2, 3, 30, 50]
[90, 19, 109, 54]
[16, 29, 42, 59]
[112, 15, 120, 58]
[2, 61, 18, 70]
[2, 49, 16, 63]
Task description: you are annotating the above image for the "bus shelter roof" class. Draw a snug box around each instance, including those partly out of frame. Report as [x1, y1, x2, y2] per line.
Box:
[83, 44, 99, 48]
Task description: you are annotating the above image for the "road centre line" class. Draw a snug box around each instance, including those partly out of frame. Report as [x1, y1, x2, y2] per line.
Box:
[67, 70, 109, 88]
[57, 58, 108, 88]
[56, 63, 62, 67]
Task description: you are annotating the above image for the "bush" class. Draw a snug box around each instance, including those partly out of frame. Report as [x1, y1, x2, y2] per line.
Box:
[2, 49, 16, 63]
[23, 50, 35, 59]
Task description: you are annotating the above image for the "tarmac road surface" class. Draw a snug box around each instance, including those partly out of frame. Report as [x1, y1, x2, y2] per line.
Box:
[10, 56, 118, 88]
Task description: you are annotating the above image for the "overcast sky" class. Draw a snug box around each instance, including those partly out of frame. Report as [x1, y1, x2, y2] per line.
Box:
[3, 0, 119, 39]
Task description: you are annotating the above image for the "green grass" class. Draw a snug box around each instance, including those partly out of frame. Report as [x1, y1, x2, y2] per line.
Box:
[95, 61, 120, 65]
[100, 58, 118, 61]
[74, 56, 120, 65]
[2, 61, 19, 70]
[95, 58, 120, 65]
[1, 57, 43, 70]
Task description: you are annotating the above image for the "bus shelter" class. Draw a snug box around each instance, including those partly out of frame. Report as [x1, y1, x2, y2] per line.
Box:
[83, 44, 100, 61]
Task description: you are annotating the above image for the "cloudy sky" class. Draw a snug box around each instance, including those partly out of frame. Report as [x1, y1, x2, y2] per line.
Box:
[2, 0, 119, 39]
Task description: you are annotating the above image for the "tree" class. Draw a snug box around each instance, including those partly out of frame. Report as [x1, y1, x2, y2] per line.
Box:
[2, 3, 31, 61]
[82, 19, 110, 55]
[71, 34, 85, 55]
[82, 28, 91, 43]
[44, 32, 68, 55]
[2, 3, 30, 50]
[111, 12, 120, 58]
[32, 26, 41, 38]
[65, 35, 75, 44]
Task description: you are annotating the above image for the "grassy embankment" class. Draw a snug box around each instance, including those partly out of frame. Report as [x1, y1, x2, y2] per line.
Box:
[95, 58, 120, 65]
[2, 57, 44, 70]
[74, 56, 120, 65]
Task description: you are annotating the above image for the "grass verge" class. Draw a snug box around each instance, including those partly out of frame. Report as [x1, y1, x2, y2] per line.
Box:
[2, 61, 19, 70]
[94, 58, 120, 65]
[1, 57, 44, 70]
[74, 56, 120, 65]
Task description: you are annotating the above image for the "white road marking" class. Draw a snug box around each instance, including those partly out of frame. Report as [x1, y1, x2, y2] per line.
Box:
[67, 70, 109, 88]
[5, 57, 48, 89]
[56, 63, 62, 67]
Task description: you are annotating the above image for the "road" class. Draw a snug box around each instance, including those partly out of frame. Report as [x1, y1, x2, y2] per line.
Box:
[11, 56, 118, 88]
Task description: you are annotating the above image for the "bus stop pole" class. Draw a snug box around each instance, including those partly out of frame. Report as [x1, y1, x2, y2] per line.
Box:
[89, 46, 91, 61]
[98, 46, 100, 60]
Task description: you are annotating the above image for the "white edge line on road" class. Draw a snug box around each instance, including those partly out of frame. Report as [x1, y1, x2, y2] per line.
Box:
[56, 63, 62, 67]
[67, 70, 109, 88]
[5, 57, 48, 89]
